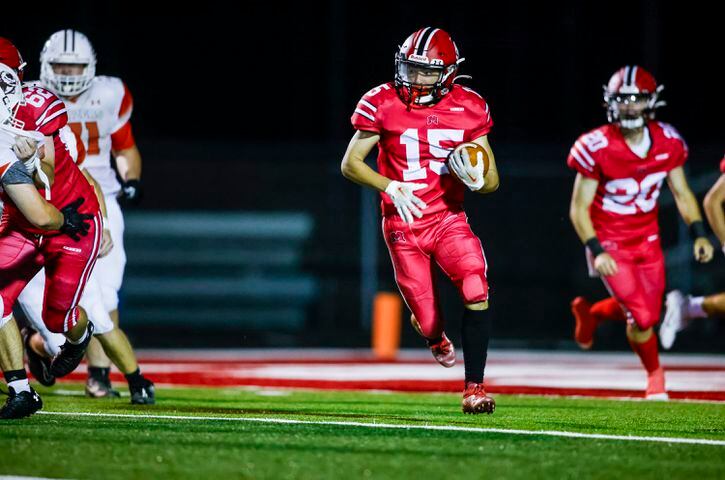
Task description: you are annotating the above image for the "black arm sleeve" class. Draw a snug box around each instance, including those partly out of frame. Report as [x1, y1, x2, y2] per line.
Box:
[1, 161, 33, 187]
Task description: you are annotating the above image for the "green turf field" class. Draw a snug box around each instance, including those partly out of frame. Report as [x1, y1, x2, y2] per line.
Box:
[1, 385, 724, 479]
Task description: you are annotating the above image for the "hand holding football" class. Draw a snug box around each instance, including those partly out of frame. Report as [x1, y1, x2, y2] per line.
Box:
[450, 142, 489, 175]
[447, 142, 489, 191]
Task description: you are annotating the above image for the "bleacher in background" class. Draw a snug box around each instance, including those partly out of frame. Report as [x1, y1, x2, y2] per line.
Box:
[121, 212, 319, 334]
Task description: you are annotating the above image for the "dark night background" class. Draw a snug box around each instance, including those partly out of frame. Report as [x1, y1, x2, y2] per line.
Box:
[4, 1, 723, 351]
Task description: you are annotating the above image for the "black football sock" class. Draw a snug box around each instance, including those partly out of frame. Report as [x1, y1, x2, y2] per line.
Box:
[88, 367, 111, 383]
[124, 368, 144, 388]
[461, 308, 491, 384]
[4, 369, 31, 393]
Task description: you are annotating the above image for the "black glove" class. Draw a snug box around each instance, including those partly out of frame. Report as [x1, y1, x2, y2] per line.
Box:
[60, 198, 94, 241]
[119, 179, 143, 207]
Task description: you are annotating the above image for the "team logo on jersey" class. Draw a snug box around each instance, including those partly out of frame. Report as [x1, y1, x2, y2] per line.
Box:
[62, 245, 83, 254]
[389, 231, 407, 244]
[427, 114, 439, 126]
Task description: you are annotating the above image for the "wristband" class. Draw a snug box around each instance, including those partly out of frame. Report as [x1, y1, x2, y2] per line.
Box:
[585, 237, 605, 257]
[689, 220, 707, 240]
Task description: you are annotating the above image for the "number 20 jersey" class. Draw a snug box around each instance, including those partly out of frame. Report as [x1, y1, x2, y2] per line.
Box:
[567, 121, 688, 244]
[351, 82, 493, 217]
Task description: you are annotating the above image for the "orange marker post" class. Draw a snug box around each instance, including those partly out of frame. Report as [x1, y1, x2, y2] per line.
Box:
[372, 292, 403, 360]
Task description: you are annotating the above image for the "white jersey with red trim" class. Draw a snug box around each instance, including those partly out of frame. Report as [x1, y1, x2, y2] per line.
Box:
[40, 75, 134, 196]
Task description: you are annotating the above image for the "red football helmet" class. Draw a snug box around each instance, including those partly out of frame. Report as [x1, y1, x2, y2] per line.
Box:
[394, 27, 464, 108]
[0, 37, 26, 80]
[603, 65, 664, 129]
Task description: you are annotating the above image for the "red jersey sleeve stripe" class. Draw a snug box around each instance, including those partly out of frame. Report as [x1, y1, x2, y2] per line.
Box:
[37, 108, 67, 133]
[573, 142, 596, 166]
[359, 99, 377, 112]
[569, 148, 594, 172]
[118, 83, 134, 119]
[110, 121, 136, 151]
[35, 99, 65, 126]
[354, 108, 375, 122]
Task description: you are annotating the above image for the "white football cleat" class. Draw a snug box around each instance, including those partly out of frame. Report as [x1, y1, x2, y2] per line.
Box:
[660, 290, 689, 350]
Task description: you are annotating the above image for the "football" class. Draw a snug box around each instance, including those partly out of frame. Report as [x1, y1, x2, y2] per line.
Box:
[449, 142, 490, 176]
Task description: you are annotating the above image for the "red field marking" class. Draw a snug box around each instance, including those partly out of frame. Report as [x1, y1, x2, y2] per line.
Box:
[47, 350, 725, 402]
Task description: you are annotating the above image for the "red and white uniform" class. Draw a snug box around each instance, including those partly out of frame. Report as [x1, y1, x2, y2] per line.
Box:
[353, 83, 492, 218]
[0, 86, 101, 333]
[56, 76, 135, 196]
[567, 120, 688, 329]
[351, 83, 493, 338]
[43, 75, 135, 312]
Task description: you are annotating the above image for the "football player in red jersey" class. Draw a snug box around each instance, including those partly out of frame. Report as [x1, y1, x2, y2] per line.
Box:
[0, 63, 98, 419]
[0, 36, 154, 405]
[568, 66, 714, 399]
[342, 28, 500, 414]
[660, 154, 725, 349]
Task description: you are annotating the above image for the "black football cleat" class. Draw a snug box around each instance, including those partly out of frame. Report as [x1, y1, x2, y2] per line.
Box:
[0, 387, 43, 419]
[50, 321, 95, 378]
[130, 377, 155, 405]
[22, 328, 56, 387]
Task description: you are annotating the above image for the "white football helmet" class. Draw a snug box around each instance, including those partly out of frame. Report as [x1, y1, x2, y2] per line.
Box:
[0, 62, 24, 129]
[40, 29, 96, 97]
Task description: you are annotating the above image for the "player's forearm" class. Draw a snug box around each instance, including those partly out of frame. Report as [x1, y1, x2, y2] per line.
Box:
[477, 168, 499, 194]
[4, 184, 63, 230]
[569, 206, 597, 244]
[341, 157, 391, 192]
[114, 146, 142, 181]
[704, 179, 725, 245]
[673, 188, 704, 227]
[33, 203, 64, 230]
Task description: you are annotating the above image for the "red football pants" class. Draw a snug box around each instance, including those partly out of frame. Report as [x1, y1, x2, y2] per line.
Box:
[383, 210, 489, 339]
[599, 237, 665, 330]
[0, 213, 102, 333]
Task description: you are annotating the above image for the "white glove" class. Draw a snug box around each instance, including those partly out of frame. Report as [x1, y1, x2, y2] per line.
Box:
[448, 145, 485, 191]
[384, 181, 427, 224]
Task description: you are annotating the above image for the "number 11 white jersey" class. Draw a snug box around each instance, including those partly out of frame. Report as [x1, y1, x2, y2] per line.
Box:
[48, 76, 134, 196]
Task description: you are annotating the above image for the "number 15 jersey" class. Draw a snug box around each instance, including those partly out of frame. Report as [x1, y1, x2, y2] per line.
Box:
[351, 82, 493, 217]
[567, 121, 688, 244]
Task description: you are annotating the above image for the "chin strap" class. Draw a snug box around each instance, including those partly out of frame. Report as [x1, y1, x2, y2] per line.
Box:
[452, 74, 472, 84]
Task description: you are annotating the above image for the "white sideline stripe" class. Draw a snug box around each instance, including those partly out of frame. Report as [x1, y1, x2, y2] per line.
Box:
[0, 476, 71, 480]
[36, 411, 725, 447]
